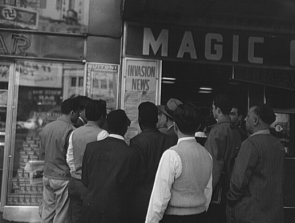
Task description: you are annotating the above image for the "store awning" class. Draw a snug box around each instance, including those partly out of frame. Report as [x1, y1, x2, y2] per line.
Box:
[123, 0, 295, 29]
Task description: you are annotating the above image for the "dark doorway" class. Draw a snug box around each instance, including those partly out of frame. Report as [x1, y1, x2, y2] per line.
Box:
[161, 61, 248, 116]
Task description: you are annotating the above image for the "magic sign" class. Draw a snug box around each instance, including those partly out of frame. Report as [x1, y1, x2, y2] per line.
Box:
[126, 23, 295, 68]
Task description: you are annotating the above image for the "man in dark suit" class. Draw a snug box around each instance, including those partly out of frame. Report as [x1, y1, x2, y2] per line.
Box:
[81, 109, 139, 223]
[130, 102, 175, 223]
[227, 104, 285, 223]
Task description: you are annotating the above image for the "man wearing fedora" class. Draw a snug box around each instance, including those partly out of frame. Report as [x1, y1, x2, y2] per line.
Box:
[130, 102, 176, 223]
[157, 98, 183, 145]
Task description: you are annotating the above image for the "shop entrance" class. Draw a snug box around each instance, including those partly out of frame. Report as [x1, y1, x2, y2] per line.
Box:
[161, 61, 248, 117]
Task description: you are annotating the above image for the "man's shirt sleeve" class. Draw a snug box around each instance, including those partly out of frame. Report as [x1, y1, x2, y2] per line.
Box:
[205, 128, 226, 189]
[227, 139, 259, 206]
[145, 149, 182, 223]
[205, 174, 213, 210]
[66, 131, 75, 173]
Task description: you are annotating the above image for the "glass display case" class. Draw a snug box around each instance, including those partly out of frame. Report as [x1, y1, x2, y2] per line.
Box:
[0, 60, 86, 222]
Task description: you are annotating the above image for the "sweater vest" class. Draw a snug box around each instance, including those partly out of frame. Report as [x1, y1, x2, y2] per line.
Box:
[167, 139, 212, 215]
[72, 123, 104, 179]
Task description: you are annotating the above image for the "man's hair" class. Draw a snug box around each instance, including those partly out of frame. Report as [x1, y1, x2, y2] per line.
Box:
[138, 101, 158, 127]
[213, 94, 232, 115]
[74, 95, 92, 111]
[107, 109, 130, 134]
[252, 104, 276, 125]
[174, 103, 202, 135]
[85, 100, 103, 122]
[61, 98, 79, 115]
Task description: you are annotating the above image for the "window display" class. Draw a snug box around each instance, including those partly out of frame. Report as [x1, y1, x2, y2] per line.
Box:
[1, 60, 85, 206]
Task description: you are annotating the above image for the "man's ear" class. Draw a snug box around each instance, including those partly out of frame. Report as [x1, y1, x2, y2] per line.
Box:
[217, 107, 221, 114]
[253, 116, 259, 126]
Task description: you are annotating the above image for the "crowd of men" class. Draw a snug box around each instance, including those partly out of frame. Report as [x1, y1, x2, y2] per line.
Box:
[39, 94, 285, 223]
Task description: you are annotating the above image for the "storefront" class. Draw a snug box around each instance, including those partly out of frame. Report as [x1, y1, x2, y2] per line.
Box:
[0, 0, 122, 221]
[0, 0, 295, 222]
[122, 22, 295, 221]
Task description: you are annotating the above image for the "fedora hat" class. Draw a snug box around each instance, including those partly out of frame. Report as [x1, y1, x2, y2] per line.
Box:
[157, 98, 183, 119]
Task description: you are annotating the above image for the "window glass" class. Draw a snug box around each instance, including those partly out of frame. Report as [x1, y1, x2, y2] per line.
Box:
[6, 60, 84, 206]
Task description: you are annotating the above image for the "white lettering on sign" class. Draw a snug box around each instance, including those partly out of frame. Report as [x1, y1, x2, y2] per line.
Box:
[248, 37, 264, 64]
[143, 28, 168, 57]
[232, 35, 239, 62]
[127, 65, 156, 78]
[141, 28, 275, 65]
[177, 31, 197, 59]
[205, 33, 223, 61]
[0, 33, 31, 55]
[290, 40, 295, 66]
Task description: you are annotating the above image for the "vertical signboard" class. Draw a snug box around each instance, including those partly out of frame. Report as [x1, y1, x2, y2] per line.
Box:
[85, 63, 119, 111]
[121, 57, 162, 143]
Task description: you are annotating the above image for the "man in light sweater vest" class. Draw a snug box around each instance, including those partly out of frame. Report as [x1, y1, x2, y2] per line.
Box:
[66, 100, 108, 223]
[145, 103, 213, 223]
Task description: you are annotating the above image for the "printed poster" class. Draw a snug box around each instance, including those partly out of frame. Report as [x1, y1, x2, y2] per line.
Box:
[85, 63, 119, 111]
[15, 61, 62, 88]
[121, 58, 161, 143]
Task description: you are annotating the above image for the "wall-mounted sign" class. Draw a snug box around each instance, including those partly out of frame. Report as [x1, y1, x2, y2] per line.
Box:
[121, 57, 161, 143]
[14, 61, 62, 88]
[125, 23, 295, 69]
[0, 31, 84, 60]
[233, 66, 295, 90]
[85, 63, 119, 110]
[0, 0, 89, 34]
[0, 5, 39, 29]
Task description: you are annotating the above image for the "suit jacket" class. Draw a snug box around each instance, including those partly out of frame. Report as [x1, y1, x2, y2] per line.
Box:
[130, 128, 176, 222]
[227, 132, 285, 223]
[81, 136, 140, 223]
[166, 125, 178, 145]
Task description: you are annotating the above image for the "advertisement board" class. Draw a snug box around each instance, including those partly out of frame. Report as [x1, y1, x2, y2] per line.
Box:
[121, 57, 161, 143]
[85, 62, 119, 111]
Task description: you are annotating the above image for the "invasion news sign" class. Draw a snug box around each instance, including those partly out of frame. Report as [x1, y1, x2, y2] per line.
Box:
[125, 23, 295, 68]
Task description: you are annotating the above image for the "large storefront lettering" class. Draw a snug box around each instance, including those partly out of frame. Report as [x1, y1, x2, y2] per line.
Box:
[0, 33, 30, 55]
[126, 23, 295, 68]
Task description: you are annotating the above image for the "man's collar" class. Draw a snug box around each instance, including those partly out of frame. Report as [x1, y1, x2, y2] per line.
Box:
[79, 117, 86, 125]
[178, 137, 195, 143]
[217, 116, 231, 124]
[108, 134, 124, 140]
[168, 124, 174, 130]
[250, 129, 270, 137]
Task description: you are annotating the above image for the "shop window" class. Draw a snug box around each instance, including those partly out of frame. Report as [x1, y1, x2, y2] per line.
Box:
[4, 60, 84, 207]
[71, 77, 77, 87]
[78, 77, 83, 87]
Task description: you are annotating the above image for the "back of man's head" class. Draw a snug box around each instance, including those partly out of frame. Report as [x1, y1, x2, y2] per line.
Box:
[85, 100, 103, 122]
[174, 103, 202, 135]
[138, 101, 158, 128]
[74, 95, 92, 111]
[61, 98, 79, 115]
[213, 94, 232, 115]
[107, 109, 130, 135]
[252, 104, 276, 125]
